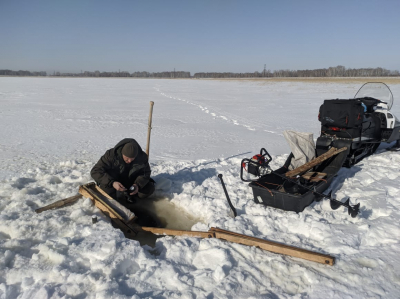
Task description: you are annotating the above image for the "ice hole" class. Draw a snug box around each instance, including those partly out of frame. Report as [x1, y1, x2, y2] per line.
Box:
[129, 197, 203, 247]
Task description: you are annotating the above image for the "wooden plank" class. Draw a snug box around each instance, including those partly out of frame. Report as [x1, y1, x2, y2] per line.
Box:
[136, 226, 215, 239]
[79, 184, 125, 221]
[87, 183, 136, 222]
[35, 194, 82, 213]
[92, 184, 115, 198]
[301, 172, 327, 182]
[135, 226, 334, 265]
[210, 227, 334, 265]
[79, 184, 138, 237]
[285, 147, 347, 178]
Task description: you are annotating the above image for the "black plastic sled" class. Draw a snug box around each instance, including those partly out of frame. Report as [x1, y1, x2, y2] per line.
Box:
[245, 139, 350, 213]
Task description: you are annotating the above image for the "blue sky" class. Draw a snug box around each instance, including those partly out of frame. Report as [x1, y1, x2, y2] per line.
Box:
[1, 0, 399, 74]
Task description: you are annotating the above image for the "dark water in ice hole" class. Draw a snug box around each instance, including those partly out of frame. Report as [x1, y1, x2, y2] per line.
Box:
[126, 197, 203, 247]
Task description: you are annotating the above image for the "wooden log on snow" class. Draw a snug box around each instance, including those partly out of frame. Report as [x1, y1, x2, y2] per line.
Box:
[79, 183, 125, 221]
[135, 226, 215, 239]
[146, 101, 154, 158]
[79, 183, 138, 238]
[35, 194, 82, 213]
[285, 146, 347, 178]
[210, 227, 335, 265]
[87, 183, 136, 222]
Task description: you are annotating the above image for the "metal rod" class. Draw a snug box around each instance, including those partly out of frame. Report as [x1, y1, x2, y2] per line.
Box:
[218, 174, 237, 217]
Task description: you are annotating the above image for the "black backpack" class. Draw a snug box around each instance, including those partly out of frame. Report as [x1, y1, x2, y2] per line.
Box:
[319, 99, 364, 128]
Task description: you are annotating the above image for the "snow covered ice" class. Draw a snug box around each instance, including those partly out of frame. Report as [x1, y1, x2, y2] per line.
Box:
[0, 77, 400, 298]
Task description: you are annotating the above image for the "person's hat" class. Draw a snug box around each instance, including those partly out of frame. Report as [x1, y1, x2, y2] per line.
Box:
[121, 142, 138, 158]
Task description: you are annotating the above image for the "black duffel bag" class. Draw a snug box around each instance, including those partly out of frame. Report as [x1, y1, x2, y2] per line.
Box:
[319, 99, 364, 128]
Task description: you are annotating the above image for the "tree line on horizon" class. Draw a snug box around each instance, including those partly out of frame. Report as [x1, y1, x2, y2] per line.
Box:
[1, 65, 399, 78]
[194, 66, 400, 78]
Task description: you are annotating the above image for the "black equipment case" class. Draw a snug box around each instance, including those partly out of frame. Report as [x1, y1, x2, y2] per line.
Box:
[248, 139, 351, 213]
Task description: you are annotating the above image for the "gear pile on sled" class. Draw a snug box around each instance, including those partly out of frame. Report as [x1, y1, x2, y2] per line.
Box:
[241, 83, 400, 217]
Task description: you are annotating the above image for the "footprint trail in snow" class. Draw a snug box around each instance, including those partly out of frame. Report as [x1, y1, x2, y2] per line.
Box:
[154, 86, 281, 136]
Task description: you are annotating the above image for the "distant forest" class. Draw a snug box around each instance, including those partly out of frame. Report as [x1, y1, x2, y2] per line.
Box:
[1, 65, 399, 78]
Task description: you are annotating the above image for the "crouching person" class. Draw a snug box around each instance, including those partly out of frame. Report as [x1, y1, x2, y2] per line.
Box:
[90, 138, 155, 205]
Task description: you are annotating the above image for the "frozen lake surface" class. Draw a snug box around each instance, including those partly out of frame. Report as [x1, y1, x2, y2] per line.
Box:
[0, 77, 399, 298]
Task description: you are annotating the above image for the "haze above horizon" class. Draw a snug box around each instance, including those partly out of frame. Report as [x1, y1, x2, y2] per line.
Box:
[1, 0, 399, 74]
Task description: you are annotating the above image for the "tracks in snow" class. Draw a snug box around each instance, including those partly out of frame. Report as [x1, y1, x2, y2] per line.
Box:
[154, 86, 281, 137]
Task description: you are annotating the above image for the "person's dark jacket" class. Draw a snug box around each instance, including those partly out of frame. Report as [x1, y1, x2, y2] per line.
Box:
[90, 138, 151, 193]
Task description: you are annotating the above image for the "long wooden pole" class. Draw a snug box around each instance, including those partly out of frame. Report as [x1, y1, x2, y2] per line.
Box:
[137, 226, 334, 265]
[146, 101, 154, 158]
[35, 194, 82, 213]
[285, 147, 347, 177]
[134, 226, 215, 239]
[209, 227, 335, 265]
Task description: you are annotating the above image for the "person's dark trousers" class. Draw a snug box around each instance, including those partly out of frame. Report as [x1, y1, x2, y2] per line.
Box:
[137, 180, 155, 199]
